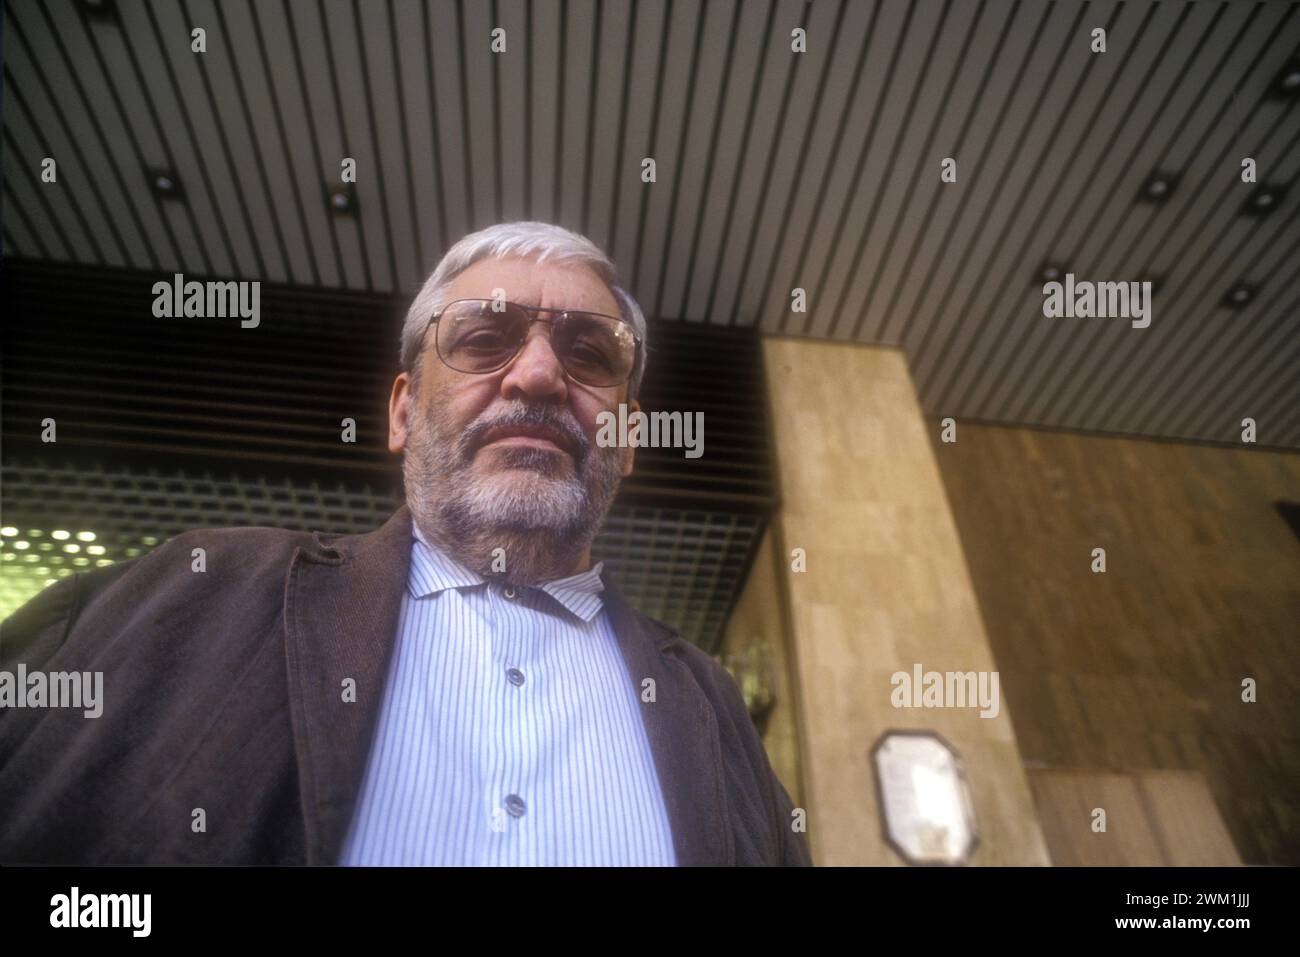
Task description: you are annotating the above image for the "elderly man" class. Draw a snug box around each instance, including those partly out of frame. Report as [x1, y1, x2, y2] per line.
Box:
[0, 222, 811, 867]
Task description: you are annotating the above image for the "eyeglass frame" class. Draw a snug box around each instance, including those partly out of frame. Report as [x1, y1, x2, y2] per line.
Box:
[417, 297, 643, 389]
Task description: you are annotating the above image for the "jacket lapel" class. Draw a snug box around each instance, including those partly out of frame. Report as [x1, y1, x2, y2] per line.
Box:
[283, 505, 414, 865]
[601, 576, 735, 866]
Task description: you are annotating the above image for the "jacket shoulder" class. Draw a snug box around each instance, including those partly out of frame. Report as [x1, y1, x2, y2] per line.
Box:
[156, 522, 321, 563]
[0, 523, 321, 669]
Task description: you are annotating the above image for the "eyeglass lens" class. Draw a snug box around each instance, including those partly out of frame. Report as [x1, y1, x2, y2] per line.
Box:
[435, 300, 636, 387]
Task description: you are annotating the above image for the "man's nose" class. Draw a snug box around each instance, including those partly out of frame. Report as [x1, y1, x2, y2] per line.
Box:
[499, 326, 568, 403]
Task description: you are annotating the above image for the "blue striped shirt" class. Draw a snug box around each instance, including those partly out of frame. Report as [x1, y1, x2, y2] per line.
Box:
[339, 521, 677, 866]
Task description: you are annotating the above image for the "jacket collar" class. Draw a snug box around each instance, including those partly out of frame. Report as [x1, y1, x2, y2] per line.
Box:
[283, 504, 733, 866]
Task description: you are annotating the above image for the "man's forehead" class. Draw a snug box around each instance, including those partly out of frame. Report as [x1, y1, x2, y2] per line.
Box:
[446, 255, 620, 314]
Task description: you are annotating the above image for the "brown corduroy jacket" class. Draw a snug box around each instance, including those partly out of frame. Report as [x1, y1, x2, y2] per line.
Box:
[0, 506, 812, 866]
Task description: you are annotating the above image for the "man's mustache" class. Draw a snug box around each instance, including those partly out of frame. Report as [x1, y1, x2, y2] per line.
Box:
[456, 404, 592, 465]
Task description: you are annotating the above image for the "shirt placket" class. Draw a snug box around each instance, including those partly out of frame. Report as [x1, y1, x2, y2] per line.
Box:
[483, 582, 543, 865]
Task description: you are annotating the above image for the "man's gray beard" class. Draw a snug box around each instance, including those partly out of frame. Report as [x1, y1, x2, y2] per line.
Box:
[402, 393, 625, 586]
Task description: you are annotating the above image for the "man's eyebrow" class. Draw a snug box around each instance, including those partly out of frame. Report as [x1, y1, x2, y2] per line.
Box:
[510, 299, 614, 314]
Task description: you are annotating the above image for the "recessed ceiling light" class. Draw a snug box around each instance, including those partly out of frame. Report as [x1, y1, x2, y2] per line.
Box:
[326, 184, 356, 216]
[1223, 282, 1254, 308]
[1241, 183, 1286, 217]
[78, 0, 117, 19]
[1272, 58, 1300, 98]
[148, 169, 183, 200]
[1139, 171, 1178, 204]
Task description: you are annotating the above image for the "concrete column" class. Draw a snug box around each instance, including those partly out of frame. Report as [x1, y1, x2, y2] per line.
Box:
[762, 338, 1049, 866]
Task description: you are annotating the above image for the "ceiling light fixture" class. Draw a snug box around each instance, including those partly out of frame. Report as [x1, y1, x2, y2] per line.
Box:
[1241, 184, 1286, 217]
[326, 184, 357, 216]
[1272, 58, 1300, 98]
[148, 169, 184, 200]
[1138, 171, 1178, 204]
[78, 0, 117, 20]
[1223, 282, 1254, 308]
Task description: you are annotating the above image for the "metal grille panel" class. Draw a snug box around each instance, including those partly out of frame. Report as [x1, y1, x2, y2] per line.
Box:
[0, 459, 759, 651]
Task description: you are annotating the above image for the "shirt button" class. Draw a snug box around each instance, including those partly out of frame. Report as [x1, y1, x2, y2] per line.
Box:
[504, 794, 526, 818]
[503, 586, 517, 600]
[506, 667, 525, 687]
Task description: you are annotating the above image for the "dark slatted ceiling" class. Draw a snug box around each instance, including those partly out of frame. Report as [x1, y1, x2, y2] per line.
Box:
[3, 0, 1299, 448]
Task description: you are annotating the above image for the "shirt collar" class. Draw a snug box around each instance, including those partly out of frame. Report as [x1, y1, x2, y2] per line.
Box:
[408, 518, 606, 622]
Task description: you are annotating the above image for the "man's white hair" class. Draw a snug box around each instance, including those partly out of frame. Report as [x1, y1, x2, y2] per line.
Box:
[400, 221, 648, 397]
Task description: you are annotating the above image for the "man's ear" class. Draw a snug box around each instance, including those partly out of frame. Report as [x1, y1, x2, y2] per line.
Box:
[620, 395, 640, 477]
[388, 372, 413, 454]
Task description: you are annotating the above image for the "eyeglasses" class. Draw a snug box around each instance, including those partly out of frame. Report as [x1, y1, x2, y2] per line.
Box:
[422, 298, 641, 389]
